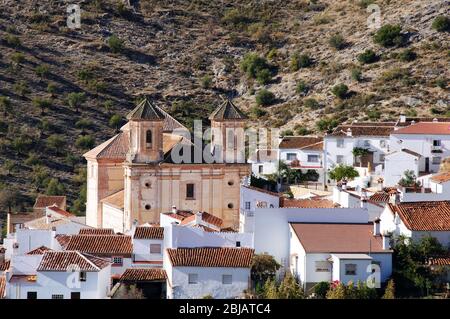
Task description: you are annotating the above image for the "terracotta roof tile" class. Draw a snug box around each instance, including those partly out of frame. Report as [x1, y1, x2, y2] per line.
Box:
[393, 122, 450, 135]
[428, 256, 450, 266]
[79, 228, 115, 235]
[369, 193, 391, 203]
[83, 133, 129, 160]
[133, 226, 164, 239]
[280, 197, 337, 208]
[27, 246, 52, 255]
[209, 99, 247, 121]
[127, 98, 165, 121]
[167, 247, 254, 268]
[430, 172, 450, 184]
[120, 268, 167, 282]
[0, 260, 10, 271]
[55, 234, 71, 249]
[47, 205, 74, 218]
[290, 223, 389, 253]
[33, 195, 66, 209]
[0, 276, 5, 299]
[279, 136, 323, 149]
[66, 235, 133, 256]
[180, 212, 223, 228]
[329, 125, 395, 137]
[388, 201, 450, 231]
[37, 251, 110, 272]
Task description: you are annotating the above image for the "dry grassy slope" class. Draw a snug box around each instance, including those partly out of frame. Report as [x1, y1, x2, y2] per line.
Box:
[0, 0, 448, 211]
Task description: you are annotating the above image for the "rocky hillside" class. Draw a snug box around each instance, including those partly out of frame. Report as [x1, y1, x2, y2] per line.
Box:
[0, 0, 448, 213]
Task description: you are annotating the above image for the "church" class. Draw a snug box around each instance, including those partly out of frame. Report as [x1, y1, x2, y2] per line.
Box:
[84, 98, 250, 232]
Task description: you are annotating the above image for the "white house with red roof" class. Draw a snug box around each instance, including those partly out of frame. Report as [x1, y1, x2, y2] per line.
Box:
[164, 247, 254, 299]
[132, 225, 164, 268]
[289, 222, 392, 291]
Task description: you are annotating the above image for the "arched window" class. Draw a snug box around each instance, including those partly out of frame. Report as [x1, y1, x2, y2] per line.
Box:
[146, 130, 152, 148]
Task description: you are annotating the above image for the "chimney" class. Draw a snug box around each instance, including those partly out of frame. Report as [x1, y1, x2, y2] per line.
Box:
[382, 234, 391, 250]
[341, 180, 347, 190]
[399, 114, 406, 123]
[373, 218, 381, 236]
[346, 128, 352, 137]
[171, 206, 177, 214]
[195, 211, 203, 225]
[432, 118, 438, 123]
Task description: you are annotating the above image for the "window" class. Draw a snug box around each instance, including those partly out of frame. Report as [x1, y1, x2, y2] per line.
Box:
[286, 153, 297, 161]
[345, 264, 357, 276]
[433, 140, 441, 146]
[52, 294, 64, 299]
[145, 204, 151, 210]
[186, 183, 195, 199]
[146, 130, 153, 148]
[112, 256, 123, 266]
[227, 129, 235, 149]
[188, 273, 198, 284]
[79, 271, 87, 282]
[71, 292, 80, 299]
[227, 203, 234, 209]
[432, 157, 441, 165]
[380, 140, 386, 148]
[364, 140, 370, 147]
[336, 155, 344, 164]
[245, 201, 251, 210]
[258, 165, 263, 174]
[236, 241, 241, 247]
[308, 154, 319, 163]
[27, 292, 37, 299]
[379, 154, 385, 162]
[150, 244, 161, 254]
[337, 139, 344, 148]
[315, 261, 330, 272]
[222, 274, 232, 285]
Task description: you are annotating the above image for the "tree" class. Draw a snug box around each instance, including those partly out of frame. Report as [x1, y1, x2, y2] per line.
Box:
[240, 53, 271, 79]
[313, 281, 330, 299]
[31, 165, 50, 191]
[46, 134, 66, 156]
[262, 277, 279, 299]
[67, 92, 86, 113]
[278, 272, 304, 299]
[0, 96, 12, 117]
[108, 35, 124, 53]
[398, 170, 421, 188]
[358, 49, 379, 64]
[103, 100, 113, 114]
[316, 117, 338, 133]
[382, 279, 395, 299]
[255, 89, 275, 106]
[2, 159, 15, 175]
[373, 24, 404, 47]
[35, 64, 49, 79]
[76, 135, 95, 150]
[251, 253, 281, 285]
[109, 114, 123, 132]
[329, 164, 359, 182]
[331, 83, 349, 99]
[290, 53, 312, 71]
[32, 97, 52, 115]
[432, 16, 450, 32]
[114, 284, 145, 299]
[46, 178, 65, 196]
[0, 188, 21, 213]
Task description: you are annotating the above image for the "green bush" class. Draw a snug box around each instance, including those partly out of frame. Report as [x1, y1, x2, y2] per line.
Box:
[373, 24, 404, 47]
[46, 134, 66, 155]
[255, 89, 275, 106]
[435, 77, 447, 89]
[46, 178, 65, 196]
[316, 117, 339, 132]
[294, 125, 311, 136]
[290, 53, 312, 71]
[75, 118, 94, 130]
[24, 153, 41, 166]
[432, 16, 450, 32]
[358, 0, 375, 8]
[221, 9, 252, 29]
[76, 135, 95, 150]
[4, 34, 21, 47]
[67, 92, 86, 113]
[78, 68, 94, 82]
[256, 68, 272, 85]
[331, 84, 349, 99]
[11, 52, 25, 65]
[357, 49, 378, 64]
[47, 83, 57, 96]
[313, 282, 330, 299]
[351, 68, 363, 82]
[250, 106, 267, 118]
[108, 35, 124, 53]
[304, 98, 320, 110]
[35, 64, 50, 79]
[240, 53, 272, 81]
[0, 96, 12, 116]
[32, 98, 52, 115]
[398, 49, 417, 62]
[296, 80, 309, 95]
[109, 114, 123, 131]
[200, 75, 213, 89]
[329, 33, 347, 50]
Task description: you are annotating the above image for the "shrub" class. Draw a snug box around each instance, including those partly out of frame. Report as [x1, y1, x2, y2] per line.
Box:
[240, 53, 272, 80]
[221, 9, 252, 29]
[256, 68, 272, 85]
[329, 33, 347, 50]
[109, 114, 123, 131]
[373, 24, 404, 47]
[78, 68, 94, 82]
[103, 100, 114, 113]
[290, 53, 312, 71]
[255, 89, 275, 106]
[367, 109, 381, 120]
[329, 164, 359, 181]
[358, 0, 375, 8]
[316, 117, 339, 132]
[47, 83, 57, 96]
[296, 80, 309, 95]
[0, 96, 12, 116]
[200, 75, 213, 89]
[432, 16, 450, 32]
[35, 64, 50, 79]
[24, 153, 41, 166]
[11, 52, 25, 65]
[294, 125, 311, 136]
[280, 130, 294, 137]
[351, 68, 363, 82]
[304, 98, 320, 110]
[108, 35, 124, 53]
[313, 282, 330, 299]
[250, 106, 267, 118]
[331, 84, 349, 99]
[13, 81, 29, 97]
[382, 279, 395, 299]
[76, 135, 95, 149]
[435, 77, 447, 89]
[67, 92, 86, 113]
[32, 98, 52, 115]
[46, 134, 66, 156]
[357, 49, 378, 64]
[46, 178, 65, 196]
[75, 118, 94, 130]
[398, 49, 417, 62]
[4, 34, 21, 47]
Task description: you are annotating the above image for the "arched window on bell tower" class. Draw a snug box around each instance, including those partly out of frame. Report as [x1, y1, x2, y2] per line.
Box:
[146, 130, 153, 149]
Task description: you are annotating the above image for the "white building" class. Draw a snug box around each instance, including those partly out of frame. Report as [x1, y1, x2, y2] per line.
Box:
[323, 123, 395, 185]
[397, 171, 450, 202]
[6, 250, 111, 299]
[164, 247, 253, 299]
[380, 201, 450, 248]
[249, 149, 278, 178]
[289, 222, 392, 291]
[132, 226, 164, 267]
[384, 149, 422, 186]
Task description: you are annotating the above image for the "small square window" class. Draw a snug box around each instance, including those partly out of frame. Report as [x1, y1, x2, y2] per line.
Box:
[258, 165, 263, 174]
[308, 155, 319, 163]
[433, 140, 441, 146]
[286, 153, 297, 161]
[71, 292, 80, 299]
[315, 261, 330, 272]
[336, 155, 344, 164]
[380, 140, 386, 148]
[52, 294, 64, 300]
[112, 257, 123, 266]
[236, 241, 241, 247]
[222, 274, 232, 285]
[432, 157, 441, 165]
[150, 244, 161, 254]
[27, 292, 37, 299]
[379, 154, 385, 162]
[245, 202, 251, 210]
[337, 139, 345, 148]
[188, 273, 198, 284]
[186, 183, 195, 199]
[79, 271, 87, 282]
[345, 264, 357, 276]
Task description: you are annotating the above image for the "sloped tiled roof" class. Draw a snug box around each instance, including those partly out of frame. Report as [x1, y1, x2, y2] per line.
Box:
[83, 133, 129, 160]
[393, 122, 450, 135]
[33, 195, 66, 209]
[55, 234, 71, 249]
[79, 228, 115, 235]
[180, 212, 223, 228]
[290, 223, 389, 253]
[388, 201, 450, 231]
[167, 247, 254, 268]
[280, 197, 337, 208]
[120, 268, 167, 282]
[127, 98, 165, 121]
[66, 235, 133, 256]
[209, 99, 248, 120]
[37, 251, 110, 272]
[329, 125, 395, 137]
[47, 205, 74, 218]
[133, 226, 164, 240]
[24, 216, 72, 230]
[428, 256, 450, 266]
[27, 246, 52, 255]
[0, 260, 10, 272]
[430, 172, 450, 184]
[279, 136, 323, 149]
[369, 192, 390, 203]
